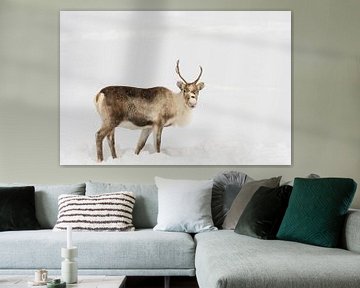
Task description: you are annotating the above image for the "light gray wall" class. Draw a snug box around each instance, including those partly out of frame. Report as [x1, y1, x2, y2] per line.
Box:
[0, 0, 359, 207]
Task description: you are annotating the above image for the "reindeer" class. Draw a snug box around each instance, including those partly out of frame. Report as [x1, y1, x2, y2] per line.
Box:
[94, 60, 205, 162]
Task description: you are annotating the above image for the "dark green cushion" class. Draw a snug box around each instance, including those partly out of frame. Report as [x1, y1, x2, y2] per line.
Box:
[0, 186, 41, 231]
[235, 185, 292, 239]
[277, 178, 357, 247]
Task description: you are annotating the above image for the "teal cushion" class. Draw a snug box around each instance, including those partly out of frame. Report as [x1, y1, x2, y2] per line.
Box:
[277, 178, 357, 247]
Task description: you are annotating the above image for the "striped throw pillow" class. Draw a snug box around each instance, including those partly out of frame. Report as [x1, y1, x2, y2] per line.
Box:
[53, 192, 136, 231]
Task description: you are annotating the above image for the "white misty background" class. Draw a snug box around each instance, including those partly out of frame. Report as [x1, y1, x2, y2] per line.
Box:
[60, 11, 291, 165]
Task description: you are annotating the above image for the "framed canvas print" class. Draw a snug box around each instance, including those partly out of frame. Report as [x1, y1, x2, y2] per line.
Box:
[60, 11, 291, 165]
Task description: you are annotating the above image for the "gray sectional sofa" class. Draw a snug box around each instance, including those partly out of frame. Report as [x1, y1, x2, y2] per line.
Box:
[1, 181, 360, 288]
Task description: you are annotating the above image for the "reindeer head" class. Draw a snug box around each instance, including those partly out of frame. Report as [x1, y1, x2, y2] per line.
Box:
[176, 60, 205, 109]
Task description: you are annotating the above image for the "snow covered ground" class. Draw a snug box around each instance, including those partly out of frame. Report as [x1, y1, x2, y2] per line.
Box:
[60, 85, 291, 165]
[60, 11, 291, 165]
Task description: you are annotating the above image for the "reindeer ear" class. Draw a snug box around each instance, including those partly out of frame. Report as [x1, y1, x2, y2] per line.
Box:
[177, 81, 186, 90]
[197, 82, 205, 91]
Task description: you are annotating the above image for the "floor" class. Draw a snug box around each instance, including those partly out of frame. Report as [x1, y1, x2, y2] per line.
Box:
[126, 276, 199, 288]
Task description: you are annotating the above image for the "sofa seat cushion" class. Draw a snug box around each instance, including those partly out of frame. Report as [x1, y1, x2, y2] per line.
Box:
[0, 229, 195, 271]
[195, 230, 360, 288]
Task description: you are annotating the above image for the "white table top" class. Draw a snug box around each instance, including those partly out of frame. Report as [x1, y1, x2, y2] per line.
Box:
[0, 275, 126, 288]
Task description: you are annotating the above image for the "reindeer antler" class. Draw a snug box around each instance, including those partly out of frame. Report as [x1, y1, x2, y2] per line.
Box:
[193, 65, 203, 84]
[175, 60, 188, 84]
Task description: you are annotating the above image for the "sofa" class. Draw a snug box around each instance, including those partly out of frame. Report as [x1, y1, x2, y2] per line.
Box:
[195, 214, 360, 288]
[0, 178, 360, 288]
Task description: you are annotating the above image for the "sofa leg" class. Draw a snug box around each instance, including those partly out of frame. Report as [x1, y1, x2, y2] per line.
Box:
[164, 276, 170, 288]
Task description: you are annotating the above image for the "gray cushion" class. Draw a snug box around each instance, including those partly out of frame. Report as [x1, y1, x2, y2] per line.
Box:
[195, 230, 360, 288]
[283, 173, 320, 186]
[212, 171, 251, 228]
[0, 183, 85, 228]
[222, 177, 281, 229]
[0, 229, 195, 271]
[85, 181, 158, 229]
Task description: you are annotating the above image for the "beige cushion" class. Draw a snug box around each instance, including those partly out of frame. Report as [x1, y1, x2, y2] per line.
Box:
[53, 192, 136, 232]
[222, 176, 281, 230]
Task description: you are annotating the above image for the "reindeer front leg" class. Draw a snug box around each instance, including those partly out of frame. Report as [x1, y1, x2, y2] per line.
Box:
[153, 124, 164, 153]
[135, 128, 152, 155]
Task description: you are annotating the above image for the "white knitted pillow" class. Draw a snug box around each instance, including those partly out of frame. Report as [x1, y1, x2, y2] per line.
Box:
[53, 192, 135, 231]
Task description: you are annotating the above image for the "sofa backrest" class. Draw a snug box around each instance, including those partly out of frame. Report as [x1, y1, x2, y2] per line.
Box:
[86, 181, 158, 229]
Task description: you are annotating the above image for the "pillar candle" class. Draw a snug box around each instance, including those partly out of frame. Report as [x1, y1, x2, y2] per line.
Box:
[67, 225, 72, 248]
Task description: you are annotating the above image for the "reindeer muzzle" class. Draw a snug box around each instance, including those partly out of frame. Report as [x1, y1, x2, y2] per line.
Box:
[189, 97, 197, 108]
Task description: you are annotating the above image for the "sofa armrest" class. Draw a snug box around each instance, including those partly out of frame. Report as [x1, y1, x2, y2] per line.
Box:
[342, 209, 360, 253]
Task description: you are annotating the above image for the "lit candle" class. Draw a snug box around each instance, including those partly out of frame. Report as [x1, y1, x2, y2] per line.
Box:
[67, 225, 72, 249]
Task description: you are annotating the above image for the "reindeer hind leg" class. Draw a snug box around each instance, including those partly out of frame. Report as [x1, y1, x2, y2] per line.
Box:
[135, 128, 152, 155]
[107, 129, 117, 159]
[96, 125, 115, 162]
